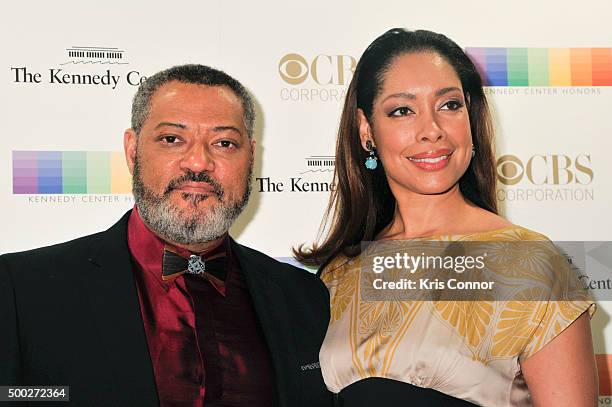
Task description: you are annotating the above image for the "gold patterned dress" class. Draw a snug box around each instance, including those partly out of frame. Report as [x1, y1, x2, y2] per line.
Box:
[319, 226, 595, 406]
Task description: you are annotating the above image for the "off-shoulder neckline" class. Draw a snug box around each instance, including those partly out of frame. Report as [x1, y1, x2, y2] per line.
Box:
[375, 224, 527, 242]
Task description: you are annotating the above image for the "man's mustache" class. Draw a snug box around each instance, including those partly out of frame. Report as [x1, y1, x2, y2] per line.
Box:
[164, 170, 224, 198]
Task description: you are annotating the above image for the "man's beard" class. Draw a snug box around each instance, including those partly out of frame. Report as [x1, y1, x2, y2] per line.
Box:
[132, 155, 252, 245]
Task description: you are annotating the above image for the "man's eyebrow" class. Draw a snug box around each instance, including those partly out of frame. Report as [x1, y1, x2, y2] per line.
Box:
[154, 122, 187, 130]
[212, 126, 242, 135]
[435, 86, 463, 97]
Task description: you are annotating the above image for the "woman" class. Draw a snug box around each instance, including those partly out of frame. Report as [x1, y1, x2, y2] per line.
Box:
[296, 28, 597, 406]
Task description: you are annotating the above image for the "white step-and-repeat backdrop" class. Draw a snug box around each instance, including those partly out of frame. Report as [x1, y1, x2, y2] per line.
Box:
[2, 0, 611, 401]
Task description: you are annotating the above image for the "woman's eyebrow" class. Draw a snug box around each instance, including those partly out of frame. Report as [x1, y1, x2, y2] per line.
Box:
[435, 87, 462, 97]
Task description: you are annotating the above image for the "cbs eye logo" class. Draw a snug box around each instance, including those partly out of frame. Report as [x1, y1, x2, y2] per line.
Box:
[496, 155, 524, 185]
[278, 53, 356, 86]
[496, 154, 593, 185]
[278, 54, 309, 85]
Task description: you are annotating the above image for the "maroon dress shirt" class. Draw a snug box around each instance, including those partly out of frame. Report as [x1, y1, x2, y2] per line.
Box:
[127, 208, 276, 407]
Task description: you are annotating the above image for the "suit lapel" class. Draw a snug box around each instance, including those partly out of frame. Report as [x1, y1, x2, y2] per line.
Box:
[80, 211, 158, 405]
[76, 216, 301, 406]
[231, 240, 300, 407]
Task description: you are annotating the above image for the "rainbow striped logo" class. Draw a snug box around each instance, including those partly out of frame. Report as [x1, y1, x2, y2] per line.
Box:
[12, 151, 131, 194]
[466, 48, 612, 86]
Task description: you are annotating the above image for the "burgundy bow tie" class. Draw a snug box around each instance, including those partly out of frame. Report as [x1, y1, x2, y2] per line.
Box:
[162, 249, 228, 288]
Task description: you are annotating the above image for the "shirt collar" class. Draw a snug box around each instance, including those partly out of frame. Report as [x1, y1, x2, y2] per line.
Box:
[127, 206, 230, 294]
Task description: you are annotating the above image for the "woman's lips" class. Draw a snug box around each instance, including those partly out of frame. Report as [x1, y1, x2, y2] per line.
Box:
[407, 149, 453, 171]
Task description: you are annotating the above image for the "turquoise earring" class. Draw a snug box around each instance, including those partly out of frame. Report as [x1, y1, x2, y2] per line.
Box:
[365, 140, 378, 170]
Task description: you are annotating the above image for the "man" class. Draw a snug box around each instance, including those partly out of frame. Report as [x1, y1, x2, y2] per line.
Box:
[0, 65, 332, 407]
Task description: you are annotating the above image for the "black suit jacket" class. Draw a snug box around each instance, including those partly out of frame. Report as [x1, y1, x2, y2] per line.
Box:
[0, 212, 333, 407]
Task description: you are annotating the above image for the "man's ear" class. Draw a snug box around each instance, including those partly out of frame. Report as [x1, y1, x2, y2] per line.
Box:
[124, 129, 137, 175]
[250, 138, 256, 160]
[357, 108, 375, 151]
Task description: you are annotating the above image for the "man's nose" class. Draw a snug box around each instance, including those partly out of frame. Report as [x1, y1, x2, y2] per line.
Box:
[179, 143, 215, 173]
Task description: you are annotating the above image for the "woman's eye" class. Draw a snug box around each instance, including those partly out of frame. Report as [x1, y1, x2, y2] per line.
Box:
[441, 100, 464, 111]
[389, 106, 412, 117]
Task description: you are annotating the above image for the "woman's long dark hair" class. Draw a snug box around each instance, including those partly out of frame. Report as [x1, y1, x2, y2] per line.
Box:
[294, 28, 497, 267]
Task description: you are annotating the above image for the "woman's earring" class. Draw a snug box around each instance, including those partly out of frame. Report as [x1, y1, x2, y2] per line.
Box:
[471, 144, 476, 159]
[365, 140, 378, 170]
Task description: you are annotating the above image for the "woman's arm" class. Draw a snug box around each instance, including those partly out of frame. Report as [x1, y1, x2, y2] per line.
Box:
[521, 311, 598, 407]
